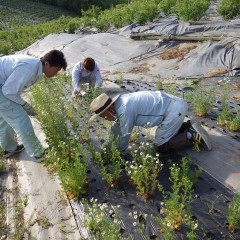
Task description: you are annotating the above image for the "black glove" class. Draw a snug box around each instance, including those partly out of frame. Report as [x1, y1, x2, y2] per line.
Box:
[22, 102, 36, 116]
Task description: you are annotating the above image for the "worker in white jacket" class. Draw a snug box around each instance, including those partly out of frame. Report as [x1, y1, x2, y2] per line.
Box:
[71, 57, 102, 97]
[0, 50, 67, 159]
[89, 92, 212, 159]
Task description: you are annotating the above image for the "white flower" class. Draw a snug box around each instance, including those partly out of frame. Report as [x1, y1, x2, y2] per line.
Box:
[102, 203, 107, 209]
[140, 152, 143, 156]
[128, 170, 131, 174]
[194, 223, 198, 229]
[156, 153, 159, 157]
[167, 222, 171, 227]
[133, 222, 137, 226]
[156, 160, 159, 164]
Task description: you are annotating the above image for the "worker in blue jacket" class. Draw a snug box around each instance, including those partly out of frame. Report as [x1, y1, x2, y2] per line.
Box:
[89, 91, 211, 158]
[71, 57, 102, 97]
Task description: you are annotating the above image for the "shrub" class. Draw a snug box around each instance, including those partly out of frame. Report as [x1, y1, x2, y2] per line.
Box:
[229, 110, 240, 132]
[218, 0, 240, 20]
[175, 0, 210, 21]
[227, 193, 240, 233]
[189, 85, 215, 117]
[158, 0, 177, 14]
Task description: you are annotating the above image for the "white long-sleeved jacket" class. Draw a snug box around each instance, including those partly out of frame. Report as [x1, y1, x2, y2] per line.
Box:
[110, 91, 172, 153]
[0, 55, 42, 105]
[72, 61, 102, 92]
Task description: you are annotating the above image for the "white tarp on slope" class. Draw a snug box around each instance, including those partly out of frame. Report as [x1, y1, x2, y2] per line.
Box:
[20, 32, 158, 71]
[19, 18, 240, 79]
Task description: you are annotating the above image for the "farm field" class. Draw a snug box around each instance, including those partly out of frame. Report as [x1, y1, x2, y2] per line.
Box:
[0, 0, 240, 239]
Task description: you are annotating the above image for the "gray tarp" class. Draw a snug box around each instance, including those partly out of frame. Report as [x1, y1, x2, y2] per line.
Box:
[19, 15, 240, 80]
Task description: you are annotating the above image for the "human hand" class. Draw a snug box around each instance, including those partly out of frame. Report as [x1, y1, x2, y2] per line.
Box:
[22, 102, 36, 116]
[71, 90, 86, 98]
[80, 91, 87, 97]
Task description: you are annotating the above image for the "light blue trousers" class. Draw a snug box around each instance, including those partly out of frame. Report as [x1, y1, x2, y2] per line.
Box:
[0, 90, 44, 157]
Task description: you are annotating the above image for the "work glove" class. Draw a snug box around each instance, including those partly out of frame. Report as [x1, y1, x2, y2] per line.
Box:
[22, 102, 36, 116]
[71, 89, 86, 98]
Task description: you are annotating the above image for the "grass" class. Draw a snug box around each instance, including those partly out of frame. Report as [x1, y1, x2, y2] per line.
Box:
[0, 0, 76, 26]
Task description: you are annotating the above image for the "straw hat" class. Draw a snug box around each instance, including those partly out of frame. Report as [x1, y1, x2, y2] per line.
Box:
[89, 93, 120, 122]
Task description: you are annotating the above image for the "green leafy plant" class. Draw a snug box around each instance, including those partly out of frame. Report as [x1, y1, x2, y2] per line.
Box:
[155, 216, 176, 240]
[217, 0, 240, 20]
[129, 127, 141, 142]
[0, 148, 5, 173]
[189, 85, 215, 117]
[83, 198, 129, 240]
[175, 0, 210, 21]
[217, 102, 232, 127]
[30, 75, 70, 148]
[217, 81, 232, 126]
[0, 201, 9, 238]
[158, 0, 176, 14]
[58, 140, 88, 199]
[125, 142, 162, 201]
[158, 157, 201, 231]
[229, 110, 240, 132]
[31, 74, 89, 198]
[0, 150, 4, 174]
[155, 74, 164, 90]
[84, 87, 102, 103]
[227, 193, 240, 233]
[115, 73, 124, 84]
[0, 160, 4, 173]
[91, 139, 123, 188]
[208, 193, 222, 214]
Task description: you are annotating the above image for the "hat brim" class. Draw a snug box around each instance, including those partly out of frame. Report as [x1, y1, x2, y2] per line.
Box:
[89, 94, 120, 122]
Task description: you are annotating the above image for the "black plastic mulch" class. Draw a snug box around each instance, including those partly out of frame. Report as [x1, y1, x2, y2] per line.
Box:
[72, 79, 240, 239]
[75, 152, 239, 239]
[117, 79, 240, 142]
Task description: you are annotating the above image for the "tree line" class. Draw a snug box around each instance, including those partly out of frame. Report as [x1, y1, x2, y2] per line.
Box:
[30, 0, 127, 14]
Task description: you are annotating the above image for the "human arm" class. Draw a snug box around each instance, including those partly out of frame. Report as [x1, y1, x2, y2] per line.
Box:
[72, 62, 82, 92]
[110, 111, 134, 154]
[2, 64, 37, 105]
[93, 64, 102, 89]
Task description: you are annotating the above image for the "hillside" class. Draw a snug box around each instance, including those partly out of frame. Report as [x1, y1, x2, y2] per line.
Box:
[1, 0, 240, 239]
